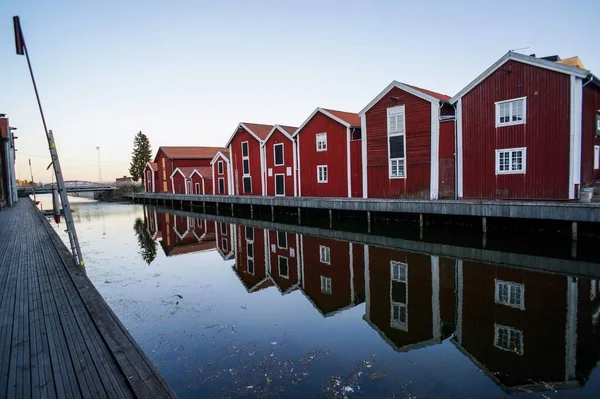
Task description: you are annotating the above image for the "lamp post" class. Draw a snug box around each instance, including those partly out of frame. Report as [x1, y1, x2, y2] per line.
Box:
[96, 146, 102, 182]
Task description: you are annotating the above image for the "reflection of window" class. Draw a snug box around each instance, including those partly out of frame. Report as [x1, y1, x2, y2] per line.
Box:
[246, 226, 254, 240]
[316, 133, 327, 151]
[187, 217, 194, 229]
[592, 280, 597, 301]
[222, 238, 228, 252]
[390, 260, 408, 331]
[247, 258, 254, 275]
[247, 242, 254, 258]
[319, 245, 330, 264]
[391, 261, 407, 282]
[277, 231, 287, 249]
[494, 324, 523, 355]
[495, 280, 525, 309]
[278, 256, 289, 278]
[320, 276, 332, 294]
[495, 97, 526, 127]
[221, 223, 227, 235]
[391, 302, 407, 330]
[274, 143, 284, 166]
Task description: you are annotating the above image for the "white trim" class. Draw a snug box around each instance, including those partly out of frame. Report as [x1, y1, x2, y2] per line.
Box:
[387, 105, 407, 179]
[260, 144, 266, 195]
[565, 277, 578, 380]
[349, 243, 354, 304]
[263, 124, 295, 143]
[194, 182, 200, 195]
[293, 107, 356, 138]
[495, 147, 527, 175]
[278, 255, 289, 279]
[456, 260, 463, 344]
[450, 52, 589, 104]
[319, 245, 331, 264]
[297, 134, 302, 196]
[317, 165, 328, 183]
[569, 76, 583, 199]
[495, 97, 527, 128]
[225, 123, 264, 147]
[210, 151, 230, 165]
[346, 127, 352, 198]
[364, 245, 370, 319]
[292, 138, 298, 196]
[217, 177, 225, 194]
[431, 256, 440, 340]
[360, 80, 445, 116]
[274, 173, 285, 196]
[218, 160, 224, 175]
[273, 142, 285, 166]
[361, 115, 368, 198]
[430, 103, 440, 199]
[456, 99, 464, 198]
[212, 159, 216, 194]
[594, 145, 600, 170]
[300, 235, 305, 290]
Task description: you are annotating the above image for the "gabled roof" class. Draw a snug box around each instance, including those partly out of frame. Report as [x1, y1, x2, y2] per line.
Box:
[210, 150, 230, 165]
[449, 51, 590, 104]
[145, 162, 158, 172]
[359, 81, 450, 116]
[171, 166, 197, 179]
[293, 107, 360, 137]
[263, 124, 298, 143]
[225, 122, 274, 147]
[193, 166, 213, 179]
[156, 146, 227, 161]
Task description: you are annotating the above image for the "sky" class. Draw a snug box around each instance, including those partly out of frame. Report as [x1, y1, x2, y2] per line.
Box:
[1, 0, 599, 182]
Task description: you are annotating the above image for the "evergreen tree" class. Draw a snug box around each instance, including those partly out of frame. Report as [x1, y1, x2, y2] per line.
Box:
[133, 217, 157, 265]
[129, 131, 152, 182]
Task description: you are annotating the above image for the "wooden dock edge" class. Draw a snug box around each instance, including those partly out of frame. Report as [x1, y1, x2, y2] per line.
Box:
[30, 200, 177, 398]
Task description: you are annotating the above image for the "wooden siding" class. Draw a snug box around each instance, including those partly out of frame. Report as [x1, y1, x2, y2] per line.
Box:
[172, 172, 186, 194]
[265, 131, 295, 196]
[582, 84, 600, 182]
[235, 226, 268, 291]
[155, 149, 212, 193]
[267, 231, 299, 293]
[365, 86, 432, 199]
[439, 120, 455, 198]
[461, 60, 571, 199]
[230, 128, 263, 196]
[297, 112, 349, 197]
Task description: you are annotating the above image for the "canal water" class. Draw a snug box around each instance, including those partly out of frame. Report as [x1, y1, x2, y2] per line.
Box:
[39, 195, 600, 398]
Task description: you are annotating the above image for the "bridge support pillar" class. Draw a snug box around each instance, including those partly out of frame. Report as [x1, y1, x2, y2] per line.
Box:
[297, 207, 301, 224]
[572, 221, 578, 241]
[250, 205, 254, 219]
[231, 203, 234, 217]
[482, 217, 487, 233]
[271, 205, 275, 222]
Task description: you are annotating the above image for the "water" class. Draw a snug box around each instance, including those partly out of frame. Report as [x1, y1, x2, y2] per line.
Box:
[39, 194, 600, 398]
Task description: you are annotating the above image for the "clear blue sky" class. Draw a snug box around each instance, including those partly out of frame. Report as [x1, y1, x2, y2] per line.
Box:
[1, 0, 598, 182]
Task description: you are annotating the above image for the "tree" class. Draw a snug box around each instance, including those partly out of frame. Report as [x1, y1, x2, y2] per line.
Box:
[133, 217, 157, 265]
[129, 131, 152, 182]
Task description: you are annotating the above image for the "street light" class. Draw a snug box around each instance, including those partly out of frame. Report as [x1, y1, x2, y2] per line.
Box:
[96, 146, 102, 182]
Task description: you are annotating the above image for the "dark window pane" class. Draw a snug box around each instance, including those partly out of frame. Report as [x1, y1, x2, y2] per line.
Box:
[275, 145, 284, 165]
[389, 136, 405, 158]
[279, 257, 288, 276]
[242, 142, 249, 157]
[219, 178, 225, 194]
[218, 162, 223, 174]
[243, 176, 251, 193]
[247, 259, 254, 274]
[243, 159, 250, 174]
[277, 231, 287, 248]
[275, 174, 284, 195]
[246, 226, 254, 240]
[351, 129, 362, 140]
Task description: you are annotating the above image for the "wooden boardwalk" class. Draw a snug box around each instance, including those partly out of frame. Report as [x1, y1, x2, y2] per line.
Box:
[0, 200, 176, 399]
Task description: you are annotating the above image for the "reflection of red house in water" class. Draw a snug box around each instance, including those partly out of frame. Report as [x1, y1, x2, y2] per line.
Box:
[453, 261, 600, 391]
[364, 247, 456, 351]
[144, 207, 161, 240]
[299, 235, 365, 317]
[158, 213, 216, 256]
[232, 225, 272, 293]
[266, 230, 300, 294]
[215, 221, 235, 260]
[170, 167, 213, 195]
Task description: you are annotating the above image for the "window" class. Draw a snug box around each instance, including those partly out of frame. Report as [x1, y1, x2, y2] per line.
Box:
[495, 97, 526, 127]
[147, 170, 151, 183]
[391, 261, 407, 282]
[495, 280, 525, 310]
[218, 161, 224, 175]
[187, 217, 194, 229]
[197, 219, 203, 228]
[243, 176, 252, 193]
[317, 165, 328, 183]
[278, 256, 289, 278]
[316, 133, 327, 151]
[595, 145, 599, 169]
[220, 223, 227, 235]
[495, 147, 526, 175]
[246, 226, 254, 240]
[274, 143, 284, 166]
[243, 159, 250, 175]
[391, 302, 407, 330]
[319, 245, 330, 264]
[320, 276, 332, 294]
[247, 242, 254, 258]
[247, 258, 255, 275]
[218, 178, 225, 194]
[186, 180, 192, 194]
[388, 106, 406, 178]
[241, 141, 249, 157]
[275, 174, 285, 196]
[277, 231, 287, 249]
[222, 238, 228, 252]
[494, 324, 523, 355]
[350, 129, 361, 141]
[591, 280, 597, 301]
[195, 182, 200, 194]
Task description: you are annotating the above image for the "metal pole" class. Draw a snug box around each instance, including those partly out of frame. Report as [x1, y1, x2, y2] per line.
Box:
[96, 146, 102, 182]
[28, 158, 36, 202]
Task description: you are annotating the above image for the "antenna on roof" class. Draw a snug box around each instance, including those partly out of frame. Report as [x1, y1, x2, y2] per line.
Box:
[509, 47, 530, 53]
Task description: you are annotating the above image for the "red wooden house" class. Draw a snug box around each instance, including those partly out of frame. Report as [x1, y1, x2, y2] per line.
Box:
[453, 260, 600, 391]
[266, 230, 300, 294]
[154, 146, 226, 193]
[359, 81, 454, 200]
[170, 167, 212, 194]
[364, 247, 455, 351]
[215, 221, 234, 260]
[226, 123, 273, 196]
[299, 235, 364, 317]
[263, 125, 298, 196]
[232, 225, 272, 293]
[451, 52, 600, 200]
[143, 162, 158, 192]
[210, 151, 232, 195]
[294, 108, 363, 198]
[159, 213, 216, 257]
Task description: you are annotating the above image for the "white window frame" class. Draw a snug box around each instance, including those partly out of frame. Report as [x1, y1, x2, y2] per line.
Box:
[277, 231, 287, 249]
[220, 223, 227, 236]
[194, 182, 200, 194]
[390, 260, 408, 331]
[317, 165, 328, 183]
[594, 145, 599, 169]
[274, 143, 285, 166]
[241, 141, 250, 176]
[218, 177, 225, 194]
[387, 105, 407, 179]
[222, 238, 228, 253]
[186, 180, 192, 194]
[391, 302, 408, 331]
[495, 97, 527, 128]
[391, 261, 407, 283]
[316, 133, 327, 152]
[187, 217, 194, 229]
[218, 160, 224, 175]
[242, 176, 252, 194]
[278, 256, 289, 279]
[495, 147, 527, 175]
[274, 173, 285, 196]
[320, 275, 332, 294]
[319, 245, 330, 265]
[494, 279, 525, 310]
[494, 323, 524, 355]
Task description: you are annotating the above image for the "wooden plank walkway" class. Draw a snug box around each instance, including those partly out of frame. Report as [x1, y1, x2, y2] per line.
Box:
[0, 200, 176, 399]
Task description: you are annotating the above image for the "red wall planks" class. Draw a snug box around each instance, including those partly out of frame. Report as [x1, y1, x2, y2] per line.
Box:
[582, 84, 600, 182]
[264, 130, 296, 196]
[229, 127, 263, 196]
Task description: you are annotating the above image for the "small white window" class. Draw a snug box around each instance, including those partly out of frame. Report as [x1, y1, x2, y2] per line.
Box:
[391, 261, 407, 282]
[388, 106, 406, 179]
[317, 165, 328, 183]
[278, 256, 289, 278]
[320, 276, 332, 294]
[495, 147, 526, 175]
[594, 145, 599, 169]
[391, 302, 408, 331]
[274, 143, 284, 166]
[495, 279, 525, 310]
[218, 161, 224, 175]
[316, 133, 327, 151]
[241, 141, 249, 157]
[495, 97, 526, 127]
[319, 245, 330, 264]
[494, 324, 523, 355]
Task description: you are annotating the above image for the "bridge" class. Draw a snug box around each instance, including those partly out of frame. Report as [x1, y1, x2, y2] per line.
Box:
[17, 180, 117, 197]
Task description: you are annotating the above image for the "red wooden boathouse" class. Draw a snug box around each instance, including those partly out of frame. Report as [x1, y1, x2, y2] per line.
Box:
[154, 146, 226, 193]
[266, 230, 300, 294]
[359, 81, 455, 200]
[170, 166, 212, 194]
[263, 125, 298, 196]
[233, 225, 272, 293]
[451, 52, 600, 200]
[210, 151, 232, 195]
[294, 108, 363, 198]
[215, 221, 234, 260]
[226, 123, 273, 196]
[143, 162, 158, 192]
